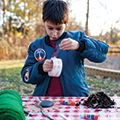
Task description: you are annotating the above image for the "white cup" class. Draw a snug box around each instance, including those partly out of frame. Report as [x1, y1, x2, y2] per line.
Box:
[48, 57, 63, 77]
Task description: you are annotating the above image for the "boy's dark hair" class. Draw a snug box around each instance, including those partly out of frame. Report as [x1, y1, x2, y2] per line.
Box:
[42, 0, 69, 25]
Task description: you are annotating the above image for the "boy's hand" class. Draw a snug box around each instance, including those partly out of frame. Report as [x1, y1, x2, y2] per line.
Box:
[43, 59, 53, 72]
[59, 38, 79, 50]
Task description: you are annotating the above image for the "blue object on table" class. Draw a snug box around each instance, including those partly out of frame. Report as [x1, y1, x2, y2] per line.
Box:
[40, 100, 53, 108]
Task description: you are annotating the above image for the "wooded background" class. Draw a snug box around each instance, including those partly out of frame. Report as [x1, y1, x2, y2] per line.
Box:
[0, 0, 120, 60]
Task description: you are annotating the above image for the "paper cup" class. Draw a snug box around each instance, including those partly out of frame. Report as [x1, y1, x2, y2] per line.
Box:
[48, 57, 63, 77]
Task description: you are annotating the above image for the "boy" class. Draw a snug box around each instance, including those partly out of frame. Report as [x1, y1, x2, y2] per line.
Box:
[21, 0, 109, 97]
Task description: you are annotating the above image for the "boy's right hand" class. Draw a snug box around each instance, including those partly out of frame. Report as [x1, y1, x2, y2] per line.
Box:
[59, 38, 79, 50]
[43, 59, 53, 72]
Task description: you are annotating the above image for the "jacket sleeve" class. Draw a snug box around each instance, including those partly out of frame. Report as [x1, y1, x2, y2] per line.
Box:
[77, 31, 109, 63]
[21, 43, 47, 85]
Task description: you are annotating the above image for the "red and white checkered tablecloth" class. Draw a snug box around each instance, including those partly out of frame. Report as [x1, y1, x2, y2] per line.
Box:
[22, 96, 120, 120]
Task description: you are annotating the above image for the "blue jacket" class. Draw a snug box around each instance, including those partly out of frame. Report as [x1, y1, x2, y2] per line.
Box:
[21, 31, 109, 96]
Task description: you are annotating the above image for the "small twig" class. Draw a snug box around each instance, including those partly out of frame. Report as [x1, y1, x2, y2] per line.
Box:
[26, 109, 33, 120]
[59, 113, 70, 120]
[36, 97, 42, 103]
[24, 110, 33, 116]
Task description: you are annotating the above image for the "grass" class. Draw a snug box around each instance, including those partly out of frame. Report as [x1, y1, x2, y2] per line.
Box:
[0, 60, 120, 96]
[86, 75, 120, 96]
[0, 60, 35, 96]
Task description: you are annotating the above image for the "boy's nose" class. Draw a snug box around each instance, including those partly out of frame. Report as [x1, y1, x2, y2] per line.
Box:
[52, 30, 57, 37]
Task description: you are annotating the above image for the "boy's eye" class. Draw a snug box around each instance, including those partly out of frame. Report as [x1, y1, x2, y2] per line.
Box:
[48, 27, 62, 30]
[48, 27, 53, 30]
[57, 28, 62, 30]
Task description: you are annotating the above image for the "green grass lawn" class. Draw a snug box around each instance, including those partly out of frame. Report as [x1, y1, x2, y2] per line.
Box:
[0, 60, 35, 96]
[0, 60, 120, 96]
[0, 67, 35, 96]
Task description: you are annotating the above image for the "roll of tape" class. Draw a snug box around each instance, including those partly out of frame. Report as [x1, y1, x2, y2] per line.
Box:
[48, 57, 63, 77]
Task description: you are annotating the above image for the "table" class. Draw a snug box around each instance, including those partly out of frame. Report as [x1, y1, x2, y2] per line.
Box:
[22, 96, 120, 120]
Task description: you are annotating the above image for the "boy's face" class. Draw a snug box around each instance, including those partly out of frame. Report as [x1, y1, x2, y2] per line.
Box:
[43, 21, 66, 40]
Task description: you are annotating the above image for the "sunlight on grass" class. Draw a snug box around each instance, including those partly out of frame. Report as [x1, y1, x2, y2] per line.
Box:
[0, 60, 25, 69]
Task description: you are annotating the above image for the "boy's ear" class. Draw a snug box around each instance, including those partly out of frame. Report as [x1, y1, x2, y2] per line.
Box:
[42, 19, 45, 26]
[66, 21, 69, 27]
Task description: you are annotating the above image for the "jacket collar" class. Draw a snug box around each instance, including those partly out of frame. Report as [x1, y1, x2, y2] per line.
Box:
[45, 32, 67, 47]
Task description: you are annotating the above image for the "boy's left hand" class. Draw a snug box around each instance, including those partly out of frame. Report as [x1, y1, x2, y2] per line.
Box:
[59, 38, 79, 50]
